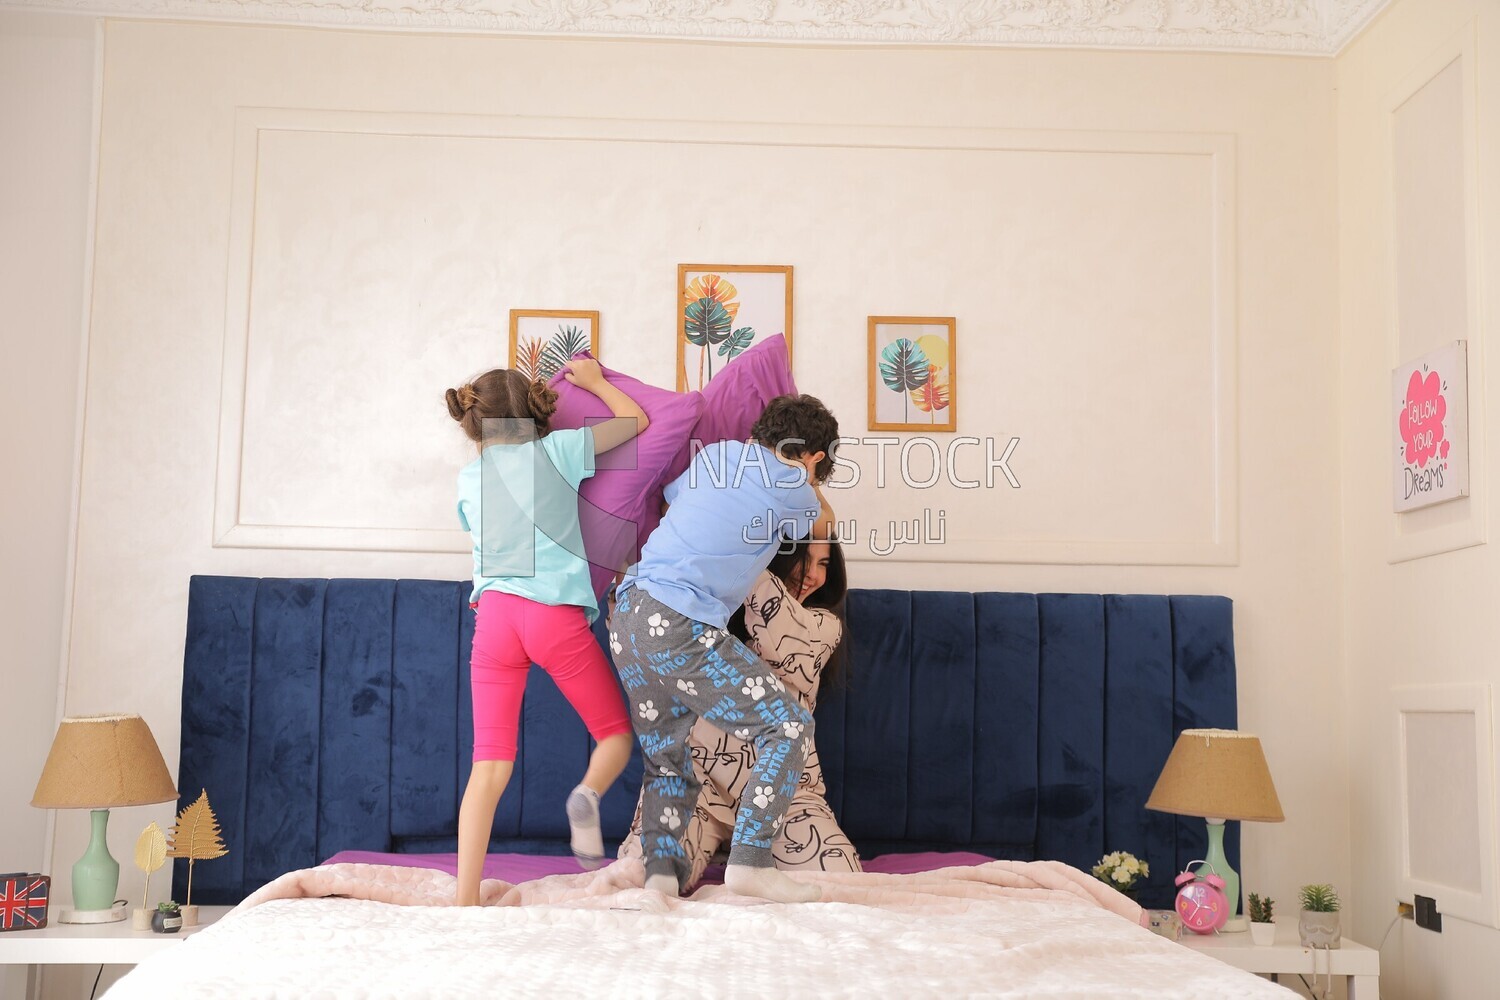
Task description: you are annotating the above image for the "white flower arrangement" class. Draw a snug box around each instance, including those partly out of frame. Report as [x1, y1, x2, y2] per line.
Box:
[1091, 851, 1149, 894]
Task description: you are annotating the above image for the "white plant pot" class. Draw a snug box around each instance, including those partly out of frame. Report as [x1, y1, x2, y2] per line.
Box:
[131, 908, 152, 931]
[1298, 909, 1341, 949]
[1249, 920, 1276, 946]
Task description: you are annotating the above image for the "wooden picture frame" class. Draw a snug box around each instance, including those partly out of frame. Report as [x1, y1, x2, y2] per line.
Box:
[508, 310, 600, 382]
[868, 316, 957, 432]
[677, 264, 793, 392]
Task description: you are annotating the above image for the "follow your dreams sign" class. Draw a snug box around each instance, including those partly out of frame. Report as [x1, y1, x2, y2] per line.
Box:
[1393, 341, 1469, 513]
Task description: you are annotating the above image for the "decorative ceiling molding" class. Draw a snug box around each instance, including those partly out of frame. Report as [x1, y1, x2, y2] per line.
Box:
[5, 0, 1390, 54]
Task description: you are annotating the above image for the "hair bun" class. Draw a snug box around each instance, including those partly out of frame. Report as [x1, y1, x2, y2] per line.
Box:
[527, 380, 558, 422]
[445, 384, 479, 421]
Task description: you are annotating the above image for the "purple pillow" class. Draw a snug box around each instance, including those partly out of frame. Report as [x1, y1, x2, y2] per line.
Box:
[547, 353, 705, 598]
[692, 334, 797, 447]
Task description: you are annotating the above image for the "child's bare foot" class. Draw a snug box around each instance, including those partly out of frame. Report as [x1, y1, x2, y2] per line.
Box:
[725, 865, 820, 903]
[644, 872, 679, 897]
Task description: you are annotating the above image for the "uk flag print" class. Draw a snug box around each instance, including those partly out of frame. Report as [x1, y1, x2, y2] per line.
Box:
[0, 874, 50, 931]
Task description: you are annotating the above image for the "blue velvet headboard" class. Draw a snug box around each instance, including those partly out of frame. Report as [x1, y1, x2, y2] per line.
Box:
[174, 578, 1237, 908]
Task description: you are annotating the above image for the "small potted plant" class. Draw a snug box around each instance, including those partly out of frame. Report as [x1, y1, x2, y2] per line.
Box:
[1298, 883, 1341, 948]
[1091, 851, 1149, 899]
[1247, 892, 1276, 945]
[151, 900, 183, 934]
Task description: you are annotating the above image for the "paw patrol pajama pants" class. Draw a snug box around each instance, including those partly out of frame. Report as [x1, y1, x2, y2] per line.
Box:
[612, 585, 814, 891]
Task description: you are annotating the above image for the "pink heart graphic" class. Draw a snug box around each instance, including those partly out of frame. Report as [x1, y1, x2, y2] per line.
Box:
[1400, 370, 1447, 469]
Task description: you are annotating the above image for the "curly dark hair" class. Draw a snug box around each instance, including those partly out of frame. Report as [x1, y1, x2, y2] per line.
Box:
[749, 394, 840, 482]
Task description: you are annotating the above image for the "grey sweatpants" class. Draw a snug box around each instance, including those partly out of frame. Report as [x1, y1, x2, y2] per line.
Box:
[611, 585, 814, 891]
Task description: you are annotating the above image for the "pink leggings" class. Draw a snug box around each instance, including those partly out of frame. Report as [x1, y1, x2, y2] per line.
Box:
[470, 591, 632, 762]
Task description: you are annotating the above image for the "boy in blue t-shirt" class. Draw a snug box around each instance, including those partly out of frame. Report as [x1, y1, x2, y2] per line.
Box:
[614, 394, 838, 904]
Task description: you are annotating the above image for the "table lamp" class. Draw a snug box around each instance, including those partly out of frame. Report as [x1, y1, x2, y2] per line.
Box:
[31, 714, 178, 924]
[1145, 728, 1283, 932]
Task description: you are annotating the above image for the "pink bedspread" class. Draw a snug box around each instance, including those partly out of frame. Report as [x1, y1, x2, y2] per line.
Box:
[247, 856, 1143, 923]
[109, 856, 1293, 998]
[321, 849, 996, 885]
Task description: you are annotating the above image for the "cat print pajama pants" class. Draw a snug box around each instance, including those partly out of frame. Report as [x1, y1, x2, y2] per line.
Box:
[619, 786, 861, 889]
[612, 585, 814, 891]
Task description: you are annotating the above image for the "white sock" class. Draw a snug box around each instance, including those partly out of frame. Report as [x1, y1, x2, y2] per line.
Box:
[565, 785, 604, 870]
[725, 865, 820, 904]
[644, 872, 679, 897]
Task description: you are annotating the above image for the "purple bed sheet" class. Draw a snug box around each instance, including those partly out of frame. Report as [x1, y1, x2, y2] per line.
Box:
[321, 850, 996, 885]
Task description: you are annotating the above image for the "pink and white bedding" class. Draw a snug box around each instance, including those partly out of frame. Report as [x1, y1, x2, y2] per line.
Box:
[319, 849, 998, 885]
[110, 859, 1290, 998]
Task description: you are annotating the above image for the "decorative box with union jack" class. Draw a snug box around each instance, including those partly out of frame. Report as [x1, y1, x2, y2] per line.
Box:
[0, 873, 51, 931]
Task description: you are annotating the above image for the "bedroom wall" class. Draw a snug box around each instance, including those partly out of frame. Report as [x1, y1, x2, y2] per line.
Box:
[0, 11, 94, 850]
[49, 16, 1344, 967]
[1337, 0, 1499, 996]
[0, 11, 95, 999]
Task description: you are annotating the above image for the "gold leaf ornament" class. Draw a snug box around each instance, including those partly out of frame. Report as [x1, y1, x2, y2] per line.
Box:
[166, 789, 230, 907]
[167, 789, 229, 861]
[135, 822, 167, 873]
[134, 822, 167, 910]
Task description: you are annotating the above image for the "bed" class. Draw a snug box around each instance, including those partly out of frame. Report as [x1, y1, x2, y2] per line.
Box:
[108, 578, 1287, 997]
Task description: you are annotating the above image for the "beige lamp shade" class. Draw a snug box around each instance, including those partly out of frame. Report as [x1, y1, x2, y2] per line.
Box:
[31, 714, 178, 809]
[1145, 728, 1285, 823]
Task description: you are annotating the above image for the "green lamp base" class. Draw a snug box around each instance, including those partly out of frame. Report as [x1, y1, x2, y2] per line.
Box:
[59, 808, 126, 924]
[1199, 817, 1247, 933]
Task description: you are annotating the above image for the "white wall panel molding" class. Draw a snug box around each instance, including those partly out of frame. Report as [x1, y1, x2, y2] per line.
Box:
[1385, 21, 1487, 563]
[212, 109, 1238, 565]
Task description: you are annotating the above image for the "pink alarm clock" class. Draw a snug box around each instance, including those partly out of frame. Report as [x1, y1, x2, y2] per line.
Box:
[1174, 860, 1229, 934]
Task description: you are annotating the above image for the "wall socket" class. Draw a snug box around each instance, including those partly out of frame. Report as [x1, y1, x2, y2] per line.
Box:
[1415, 894, 1443, 933]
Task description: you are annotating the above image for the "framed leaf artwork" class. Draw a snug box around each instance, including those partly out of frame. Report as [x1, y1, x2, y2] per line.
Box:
[509, 310, 600, 382]
[677, 264, 793, 392]
[868, 316, 957, 432]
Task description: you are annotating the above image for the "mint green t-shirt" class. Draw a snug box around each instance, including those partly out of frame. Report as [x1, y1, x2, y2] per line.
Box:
[456, 427, 598, 622]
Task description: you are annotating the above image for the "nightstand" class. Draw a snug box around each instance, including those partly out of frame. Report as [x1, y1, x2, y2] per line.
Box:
[0, 905, 232, 995]
[1178, 917, 1379, 997]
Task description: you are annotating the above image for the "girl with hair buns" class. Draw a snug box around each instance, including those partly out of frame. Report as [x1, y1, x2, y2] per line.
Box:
[446, 359, 647, 906]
